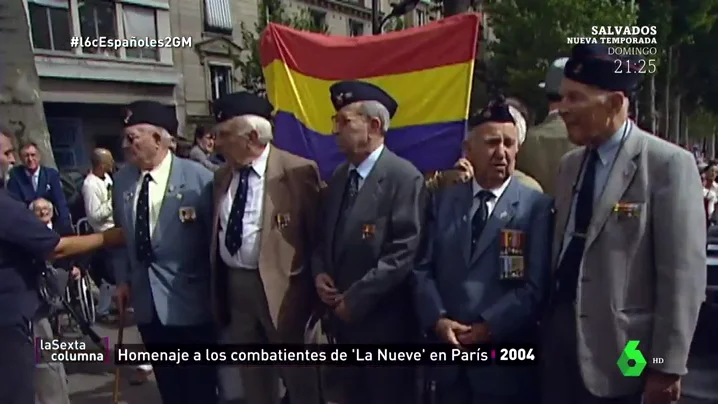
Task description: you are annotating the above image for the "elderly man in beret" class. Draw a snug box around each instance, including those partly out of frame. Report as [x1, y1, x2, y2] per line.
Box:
[111, 100, 218, 403]
[543, 44, 705, 404]
[210, 92, 322, 404]
[312, 80, 424, 404]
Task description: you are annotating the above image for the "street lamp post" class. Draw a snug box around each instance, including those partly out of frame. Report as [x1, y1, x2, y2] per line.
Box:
[371, 0, 421, 34]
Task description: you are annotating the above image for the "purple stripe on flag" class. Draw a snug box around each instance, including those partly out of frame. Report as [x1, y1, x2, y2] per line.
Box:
[273, 112, 465, 179]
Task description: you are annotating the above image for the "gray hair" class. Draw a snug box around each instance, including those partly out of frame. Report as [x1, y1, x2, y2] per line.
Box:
[237, 115, 274, 145]
[358, 101, 391, 133]
[29, 198, 53, 211]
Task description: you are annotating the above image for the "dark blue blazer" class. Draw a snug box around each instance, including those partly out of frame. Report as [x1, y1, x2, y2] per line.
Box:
[6, 165, 72, 232]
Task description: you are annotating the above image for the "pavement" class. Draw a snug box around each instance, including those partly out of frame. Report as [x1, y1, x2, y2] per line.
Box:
[62, 313, 718, 404]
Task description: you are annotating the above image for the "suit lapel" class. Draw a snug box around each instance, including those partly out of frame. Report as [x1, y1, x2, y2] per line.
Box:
[212, 165, 233, 239]
[153, 156, 186, 247]
[585, 126, 643, 249]
[338, 150, 388, 256]
[470, 178, 520, 264]
[554, 152, 581, 265]
[450, 182, 474, 265]
[260, 146, 286, 249]
[122, 167, 141, 246]
[36, 167, 47, 196]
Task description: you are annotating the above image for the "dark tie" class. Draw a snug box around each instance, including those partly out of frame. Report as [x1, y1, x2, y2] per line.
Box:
[470, 190, 494, 254]
[224, 167, 251, 256]
[333, 169, 360, 254]
[554, 149, 600, 304]
[135, 173, 154, 267]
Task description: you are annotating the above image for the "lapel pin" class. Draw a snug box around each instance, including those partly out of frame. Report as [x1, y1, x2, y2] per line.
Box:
[176, 193, 182, 200]
[499, 211, 508, 219]
[168, 185, 175, 192]
[462, 215, 467, 222]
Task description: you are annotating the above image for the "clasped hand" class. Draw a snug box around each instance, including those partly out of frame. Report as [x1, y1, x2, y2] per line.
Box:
[434, 318, 490, 347]
[314, 273, 350, 321]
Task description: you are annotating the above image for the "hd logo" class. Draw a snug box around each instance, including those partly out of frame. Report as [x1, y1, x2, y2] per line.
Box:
[617, 340, 648, 377]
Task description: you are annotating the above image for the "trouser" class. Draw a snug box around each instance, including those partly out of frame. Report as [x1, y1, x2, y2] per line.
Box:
[225, 268, 320, 404]
[33, 315, 70, 404]
[541, 303, 642, 404]
[0, 321, 35, 404]
[90, 248, 115, 286]
[137, 309, 218, 404]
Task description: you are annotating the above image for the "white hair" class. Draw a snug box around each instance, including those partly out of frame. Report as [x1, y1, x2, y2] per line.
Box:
[29, 198, 53, 211]
[158, 127, 173, 147]
[359, 101, 391, 133]
[237, 115, 274, 145]
[507, 105, 527, 145]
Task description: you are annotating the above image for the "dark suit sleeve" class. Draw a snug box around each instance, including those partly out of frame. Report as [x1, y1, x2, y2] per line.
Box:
[49, 169, 72, 229]
[650, 151, 706, 375]
[480, 194, 553, 341]
[6, 169, 22, 202]
[412, 191, 445, 332]
[343, 172, 426, 321]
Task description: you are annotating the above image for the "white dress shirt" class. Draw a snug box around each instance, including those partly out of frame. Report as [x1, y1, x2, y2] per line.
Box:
[470, 176, 512, 218]
[350, 144, 384, 189]
[82, 172, 115, 232]
[219, 145, 270, 269]
[133, 151, 173, 236]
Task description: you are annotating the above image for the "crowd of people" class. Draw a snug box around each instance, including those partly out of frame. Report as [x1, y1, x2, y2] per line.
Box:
[0, 42, 709, 404]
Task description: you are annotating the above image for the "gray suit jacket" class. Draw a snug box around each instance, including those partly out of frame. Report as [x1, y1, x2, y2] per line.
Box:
[112, 155, 214, 326]
[189, 145, 220, 172]
[552, 124, 706, 396]
[414, 177, 553, 396]
[313, 147, 425, 343]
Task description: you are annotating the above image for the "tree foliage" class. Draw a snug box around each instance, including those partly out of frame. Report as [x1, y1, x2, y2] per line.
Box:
[235, 0, 328, 95]
[484, 0, 638, 116]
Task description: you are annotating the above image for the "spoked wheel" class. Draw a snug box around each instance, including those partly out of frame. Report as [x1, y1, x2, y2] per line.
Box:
[76, 276, 96, 325]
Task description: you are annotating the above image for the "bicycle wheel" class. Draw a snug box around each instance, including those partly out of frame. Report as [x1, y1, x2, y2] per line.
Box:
[77, 276, 96, 324]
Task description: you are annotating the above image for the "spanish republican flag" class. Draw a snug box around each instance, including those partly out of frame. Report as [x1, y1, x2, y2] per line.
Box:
[260, 13, 480, 178]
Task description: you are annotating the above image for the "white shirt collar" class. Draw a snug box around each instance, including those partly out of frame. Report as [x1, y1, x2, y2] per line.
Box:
[350, 144, 384, 179]
[248, 145, 270, 177]
[143, 151, 172, 183]
[472, 176, 512, 201]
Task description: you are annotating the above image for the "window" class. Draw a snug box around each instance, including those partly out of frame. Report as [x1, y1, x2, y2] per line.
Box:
[309, 10, 326, 29]
[348, 19, 364, 37]
[209, 64, 233, 101]
[123, 5, 159, 60]
[416, 9, 427, 26]
[203, 0, 233, 34]
[28, 0, 72, 51]
[78, 0, 118, 56]
[47, 117, 85, 170]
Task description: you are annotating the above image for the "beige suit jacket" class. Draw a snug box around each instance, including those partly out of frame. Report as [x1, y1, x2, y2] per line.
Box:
[552, 124, 706, 397]
[517, 112, 575, 196]
[210, 145, 322, 332]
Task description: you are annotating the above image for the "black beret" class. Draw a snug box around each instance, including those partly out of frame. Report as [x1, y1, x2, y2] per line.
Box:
[329, 80, 398, 118]
[564, 44, 642, 93]
[468, 96, 515, 129]
[213, 92, 274, 123]
[123, 100, 178, 135]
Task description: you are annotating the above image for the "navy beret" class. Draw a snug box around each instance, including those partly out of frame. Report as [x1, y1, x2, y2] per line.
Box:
[468, 96, 515, 129]
[564, 44, 642, 93]
[213, 92, 274, 123]
[123, 100, 177, 135]
[329, 80, 398, 118]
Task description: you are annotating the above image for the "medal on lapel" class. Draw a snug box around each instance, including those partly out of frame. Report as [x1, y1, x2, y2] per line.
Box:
[275, 213, 291, 229]
[178, 206, 196, 223]
[361, 224, 376, 240]
[499, 229, 526, 281]
[612, 202, 641, 219]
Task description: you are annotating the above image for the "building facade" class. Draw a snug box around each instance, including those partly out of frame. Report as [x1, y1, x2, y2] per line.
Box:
[24, 0, 440, 170]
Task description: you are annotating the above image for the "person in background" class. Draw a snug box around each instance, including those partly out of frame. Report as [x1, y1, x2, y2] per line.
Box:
[190, 125, 220, 171]
[7, 142, 73, 233]
[544, 44, 705, 404]
[111, 101, 217, 402]
[504, 97, 543, 192]
[82, 148, 117, 323]
[701, 163, 718, 226]
[0, 126, 15, 184]
[30, 197, 80, 404]
[517, 57, 576, 196]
